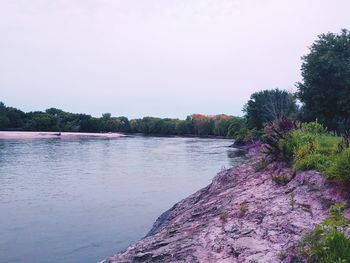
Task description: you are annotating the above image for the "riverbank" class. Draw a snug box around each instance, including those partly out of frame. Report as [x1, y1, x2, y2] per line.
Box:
[0, 131, 231, 140]
[100, 143, 349, 263]
[0, 131, 124, 139]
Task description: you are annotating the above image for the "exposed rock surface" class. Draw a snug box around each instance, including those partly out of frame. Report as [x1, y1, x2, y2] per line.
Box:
[101, 145, 349, 263]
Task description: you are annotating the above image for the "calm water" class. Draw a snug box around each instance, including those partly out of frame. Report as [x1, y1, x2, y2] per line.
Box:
[0, 135, 244, 263]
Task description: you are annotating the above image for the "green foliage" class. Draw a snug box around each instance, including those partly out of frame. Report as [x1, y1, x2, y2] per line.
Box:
[175, 117, 193, 135]
[0, 101, 237, 137]
[293, 150, 330, 172]
[252, 159, 268, 172]
[271, 174, 289, 186]
[268, 121, 350, 184]
[233, 128, 262, 144]
[227, 117, 263, 144]
[300, 122, 328, 135]
[298, 203, 350, 263]
[227, 117, 246, 137]
[325, 149, 350, 183]
[279, 123, 342, 173]
[262, 117, 296, 161]
[192, 115, 215, 136]
[238, 202, 248, 217]
[244, 89, 298, 130]
[297, 29, 350, 133]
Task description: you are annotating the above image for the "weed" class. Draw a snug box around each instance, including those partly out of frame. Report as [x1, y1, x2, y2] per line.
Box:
[239, 202, 248, 217]
[298, 203, 312, 216]
[277, 251, 287, 261]
[298, 203, 350, 263]
[253, 159, 268, 172]
[290, 192, 296, 210]
[219, 212, 228, 223]
[272, 174, 289, 186]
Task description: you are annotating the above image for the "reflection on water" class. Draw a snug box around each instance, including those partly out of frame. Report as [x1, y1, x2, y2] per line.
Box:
[0, 136, 245, 263]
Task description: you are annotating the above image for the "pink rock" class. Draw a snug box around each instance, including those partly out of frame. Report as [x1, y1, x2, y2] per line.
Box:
[100, 146, 349, 263]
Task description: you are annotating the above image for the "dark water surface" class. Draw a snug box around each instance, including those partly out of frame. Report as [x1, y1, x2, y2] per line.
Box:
[0, 136, 244, 263]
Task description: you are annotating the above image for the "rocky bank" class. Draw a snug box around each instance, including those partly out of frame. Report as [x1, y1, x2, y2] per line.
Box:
[101, 144, 349, 263]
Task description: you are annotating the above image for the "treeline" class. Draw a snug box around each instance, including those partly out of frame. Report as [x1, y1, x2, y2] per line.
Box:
[229, 29, 350, 144]
[0, 103, 239, 137]
[1, 29, 349, 140]
[232, 29, 350, 262]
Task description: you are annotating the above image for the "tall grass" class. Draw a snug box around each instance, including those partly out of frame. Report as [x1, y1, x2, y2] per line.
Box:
[279, 122, 350, 183]
[298, 203, 350, 263]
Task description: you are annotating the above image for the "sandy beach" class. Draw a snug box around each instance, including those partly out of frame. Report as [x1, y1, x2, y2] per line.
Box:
[0, 131, 124, 139]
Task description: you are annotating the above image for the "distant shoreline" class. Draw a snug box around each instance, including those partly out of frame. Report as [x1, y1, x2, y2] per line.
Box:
[0, 131, 232, 140]
[127, 133, 231, 139]
[0, 131, 124, 139]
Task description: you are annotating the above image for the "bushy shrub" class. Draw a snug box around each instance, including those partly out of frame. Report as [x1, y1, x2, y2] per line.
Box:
[300, 122, 328, 135]
[293, 151, 330, 172]
[227, 118, 263, 144]
[290, 134, 339, 172]
[227, 117, 246, 138]
[325, 149, 350, 183]
[279, 123, 342, 174]
[298, 203, 350, 263]
[262, 117, 296, 161]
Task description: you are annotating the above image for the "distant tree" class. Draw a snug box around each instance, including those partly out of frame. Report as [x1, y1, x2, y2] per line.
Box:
[0, 102, 10, 129]
[0, 102, 7, 115]
[115, 117, 131, 133]
[147, 118, 163, 134]
[0, 101, 240, 137]
[175, 117, 194, 135]
[100, 113, 117, 132]
[6, 107, 25, 128]
[25, 112, 58, 131]
[297, 29, 350, 132]
[84, 117, 101, 132]
[0, 115, 9, 129]
[45, 108, 64, 116]
[244, 89, 298, 130]
[160, 119, 177, 135]
[191, 114, 215, 136]
[227, 117, 246, 138]
[129, 119, 142, 133]
[212, 114, 232, 136]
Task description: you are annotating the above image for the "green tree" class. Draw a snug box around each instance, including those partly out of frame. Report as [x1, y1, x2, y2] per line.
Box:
[115, 117, 131, 132]
[244, 89, 297, 130]
[297, 29, 350, 132]
[227, 117, 246, 138]
[175, 117, 194, 135]
[25, 112, 58, 131]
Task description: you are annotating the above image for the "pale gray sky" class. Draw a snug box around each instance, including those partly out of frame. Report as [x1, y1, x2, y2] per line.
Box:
[1, 0, 349, 118]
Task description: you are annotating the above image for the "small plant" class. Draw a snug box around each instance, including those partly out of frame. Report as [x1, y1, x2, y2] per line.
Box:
[298, 203, 350, 263]
[277, 251, 287, 261]
[300, 122, 328, 135]
[253, 159, 268, 172]
[299, 203, 312, 215]
[325, 148, 350, 183]
[272, 174, 289, 186]
[337, 130, 350, 153]
[239, 202, 248, 217]
[219, 212, 228, 223]
[262, 117, 297, 161]
[290, 192, 296, 210]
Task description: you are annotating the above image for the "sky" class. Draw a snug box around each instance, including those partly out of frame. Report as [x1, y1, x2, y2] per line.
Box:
[1, 0, 349, 119]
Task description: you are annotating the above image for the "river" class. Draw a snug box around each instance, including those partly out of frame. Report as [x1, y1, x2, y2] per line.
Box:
[0, 135, 245, 263]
